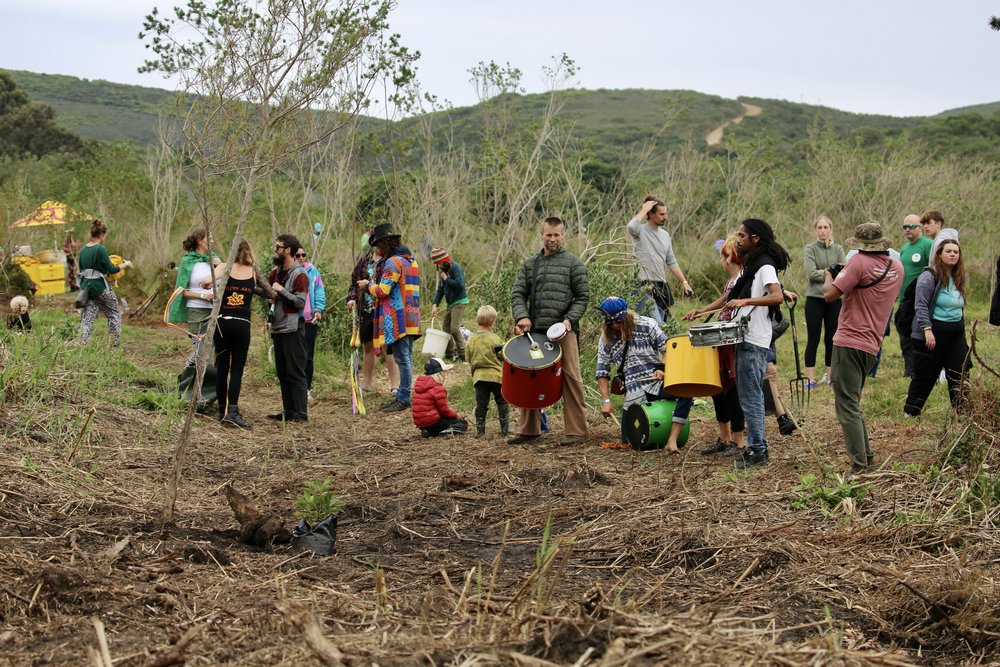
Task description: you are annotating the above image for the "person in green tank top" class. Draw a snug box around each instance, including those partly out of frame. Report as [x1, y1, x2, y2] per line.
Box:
[78, 219, 132, 348]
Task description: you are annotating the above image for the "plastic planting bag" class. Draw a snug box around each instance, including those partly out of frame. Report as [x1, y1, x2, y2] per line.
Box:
[292, 515, 338, 555]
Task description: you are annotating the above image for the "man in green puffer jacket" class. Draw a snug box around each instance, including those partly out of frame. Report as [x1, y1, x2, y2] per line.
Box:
[509, 216, 590, 446]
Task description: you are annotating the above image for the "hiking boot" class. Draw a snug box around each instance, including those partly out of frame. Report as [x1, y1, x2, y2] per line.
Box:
[381, 400, 410, 413]
[559, 434, 586, 446]
[221, 407, 252, 430]
[720, 444, 744, 457]
[266, 412, 287, 421]
[700, 438, 731, 456]
[498, 404, 510, 436]
[777, 414, 797, 436]
[475, 418, 486, 438]
[734, 449, 769, 469]
[507, 433, 541, 445]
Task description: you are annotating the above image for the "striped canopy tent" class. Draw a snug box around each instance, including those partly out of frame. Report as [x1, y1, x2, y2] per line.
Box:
[8, 200, 93, 228]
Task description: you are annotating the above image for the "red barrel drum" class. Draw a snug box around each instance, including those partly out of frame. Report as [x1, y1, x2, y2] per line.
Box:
[501, 333, 563, 409]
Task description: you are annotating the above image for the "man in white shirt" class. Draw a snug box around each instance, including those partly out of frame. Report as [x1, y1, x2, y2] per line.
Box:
[627, 197, 693, 325]
[722, 219, 792, 469]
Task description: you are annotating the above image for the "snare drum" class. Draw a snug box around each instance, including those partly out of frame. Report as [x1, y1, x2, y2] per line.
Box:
[688, 318, 747, 348]
[501, 334, 563, 409]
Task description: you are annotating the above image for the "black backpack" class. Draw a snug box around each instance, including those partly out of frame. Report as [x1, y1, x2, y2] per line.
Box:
[894, 268, 935, 335]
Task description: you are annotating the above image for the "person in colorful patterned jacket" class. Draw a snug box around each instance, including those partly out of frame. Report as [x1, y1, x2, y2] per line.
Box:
[356, 224, 421, 412]
[411, 357, 468, 436]
[294, 247, 326, 400]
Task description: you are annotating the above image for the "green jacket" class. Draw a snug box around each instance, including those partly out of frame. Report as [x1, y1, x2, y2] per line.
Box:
[803, 239, 847, 299]
[511, 248, 589, 332]
[78, 244, 120, 298]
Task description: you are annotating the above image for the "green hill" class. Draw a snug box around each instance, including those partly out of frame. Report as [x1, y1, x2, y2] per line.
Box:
[6, 68, 1000, 164]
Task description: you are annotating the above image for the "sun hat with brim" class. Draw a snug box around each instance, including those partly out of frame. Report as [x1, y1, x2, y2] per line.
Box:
[369, 223, 401, 247]
[849, 221, 891, 251]
[598, 296, 629, 322]
[424, 357, 454, 375]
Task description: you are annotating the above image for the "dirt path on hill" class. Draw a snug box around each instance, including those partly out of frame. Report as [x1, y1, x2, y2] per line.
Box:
[705, 102, 763, 146]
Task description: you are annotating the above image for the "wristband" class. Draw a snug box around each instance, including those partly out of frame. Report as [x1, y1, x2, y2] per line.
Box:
[601, 399, 611, 404]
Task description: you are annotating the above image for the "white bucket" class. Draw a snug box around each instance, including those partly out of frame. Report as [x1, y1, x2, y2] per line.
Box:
[422, 328, 450, 357]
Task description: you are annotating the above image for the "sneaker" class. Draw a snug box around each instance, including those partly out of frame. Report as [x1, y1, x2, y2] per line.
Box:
[700, 438, 730, 456]
[380, 400, 409, 413]
[507, 433, 542, 445]
[285, 414, 308, 423]
[734, 449, 769, 469]
[821, 374, 832, 386]
[221, 411, 252, 430]
[777, 414, 797, 436]
[806, 381, 818, 390]
[307, 390, 314, 402]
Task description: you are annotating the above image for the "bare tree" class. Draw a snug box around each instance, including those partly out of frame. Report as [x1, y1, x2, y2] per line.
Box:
[139, 0, 417, 524]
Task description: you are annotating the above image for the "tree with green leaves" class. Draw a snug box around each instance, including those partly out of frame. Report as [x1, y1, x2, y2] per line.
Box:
[139, 0, 417, 523]
[0, 71, 86, 159]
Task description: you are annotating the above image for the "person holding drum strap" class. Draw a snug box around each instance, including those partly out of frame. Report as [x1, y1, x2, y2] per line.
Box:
[596, 297, 693, 453]
[508, 216, 590, 446]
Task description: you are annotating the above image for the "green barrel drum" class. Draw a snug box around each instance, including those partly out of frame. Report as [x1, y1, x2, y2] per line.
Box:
[623, 400, 691, 451]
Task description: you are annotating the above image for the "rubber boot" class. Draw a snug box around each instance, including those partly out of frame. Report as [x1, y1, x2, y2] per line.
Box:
[476, 417, 486, 438]
[498, 404, 510, 436]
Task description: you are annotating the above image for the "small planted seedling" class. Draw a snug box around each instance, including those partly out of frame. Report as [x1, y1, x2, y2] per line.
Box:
[292, 478, 343, 555]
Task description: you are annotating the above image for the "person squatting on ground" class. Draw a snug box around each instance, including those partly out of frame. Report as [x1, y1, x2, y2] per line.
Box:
[896, 213, 932, 378]
[720, 219, 792, 469]
[903, 240, 971, 416]
[803, 215, 846, 388]
[686, 236, 745, 457]
[8, 295, 31, 332]
[169, 229, 222, 367]
[357, 224, 421, 412]
[627, 196, 693, 325]
[346, 231, 400, 395]
[79, 219, 132, 348]
[295, 247, 326, 399]
[267, 234, 310, 423]
[509, 216, 590, 446]
[825, 222, 903, 477]
[465, 305, 509, 438]
[412, 357, 468, 436]
[430, 247, 469, 362]
[596, 297, 693, 453]
[211, 239, 275, 430]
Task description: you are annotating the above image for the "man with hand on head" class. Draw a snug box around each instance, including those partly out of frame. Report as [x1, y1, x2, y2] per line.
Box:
[627, 196, 693, 325]
[508, 216, 589, 446]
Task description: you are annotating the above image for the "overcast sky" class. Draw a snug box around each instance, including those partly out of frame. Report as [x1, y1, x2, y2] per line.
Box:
[2, 0, 998, 117]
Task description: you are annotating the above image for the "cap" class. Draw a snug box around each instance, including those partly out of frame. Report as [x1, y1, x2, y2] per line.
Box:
[424, 357, 455, 375]
[598, 296, 628, 322]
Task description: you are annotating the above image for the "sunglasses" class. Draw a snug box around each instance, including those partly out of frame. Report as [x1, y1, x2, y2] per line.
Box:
[274, 244, 286, 250]
[294, 252, 306, 259]
[902, 224, 919, 230]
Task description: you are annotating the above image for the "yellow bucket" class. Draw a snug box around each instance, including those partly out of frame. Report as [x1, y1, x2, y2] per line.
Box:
[663, 334, 722, 398]
[108, 255, 126, 282]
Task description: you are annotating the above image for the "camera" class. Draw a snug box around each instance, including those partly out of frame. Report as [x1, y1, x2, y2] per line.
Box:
[827, 263, 843, 279]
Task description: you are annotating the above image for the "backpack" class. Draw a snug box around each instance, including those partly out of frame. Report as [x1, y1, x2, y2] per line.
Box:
[894, 268, 935, 335]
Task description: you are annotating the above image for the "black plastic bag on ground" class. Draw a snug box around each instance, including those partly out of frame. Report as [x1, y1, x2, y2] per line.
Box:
[177, 364, 218, 408]
[292, 516, 337, 555]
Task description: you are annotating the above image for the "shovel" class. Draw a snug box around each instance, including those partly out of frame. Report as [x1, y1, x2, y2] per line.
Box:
[787, 298, 809, 419]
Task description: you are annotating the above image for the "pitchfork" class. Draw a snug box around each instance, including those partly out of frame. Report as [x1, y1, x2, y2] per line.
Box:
[786, 298, 809, 418]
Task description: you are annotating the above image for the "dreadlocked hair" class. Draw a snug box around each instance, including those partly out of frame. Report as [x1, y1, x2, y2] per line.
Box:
[740, 218, 791, 271]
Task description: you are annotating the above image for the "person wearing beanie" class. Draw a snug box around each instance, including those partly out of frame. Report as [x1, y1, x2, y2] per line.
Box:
[595, 296, 693, 452]
[412, 357, 468, 436]
[825, 221, 903, 478]
[430, 247, 469, 362]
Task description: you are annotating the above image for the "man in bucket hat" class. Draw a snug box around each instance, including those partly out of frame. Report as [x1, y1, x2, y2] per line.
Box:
[824, 221, 903, 478]
[357, 223, 421, 412]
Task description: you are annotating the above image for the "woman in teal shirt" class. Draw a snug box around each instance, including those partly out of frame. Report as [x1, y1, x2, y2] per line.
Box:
[904, 240, 969, 416]
[78, 219, 132, 347]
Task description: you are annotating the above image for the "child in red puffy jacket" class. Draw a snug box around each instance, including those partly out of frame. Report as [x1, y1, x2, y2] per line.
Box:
[412, 357, 469, 436]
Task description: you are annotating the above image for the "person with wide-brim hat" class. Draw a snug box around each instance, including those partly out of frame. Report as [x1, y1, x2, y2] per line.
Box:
[824, 221, 904, 478]
[356, 223, 421, 412]
[347, 228, 400, 395]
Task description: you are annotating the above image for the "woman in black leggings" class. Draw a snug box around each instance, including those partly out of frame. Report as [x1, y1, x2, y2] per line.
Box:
[803, 216, 846, 388]
[211, 240, 275, 429]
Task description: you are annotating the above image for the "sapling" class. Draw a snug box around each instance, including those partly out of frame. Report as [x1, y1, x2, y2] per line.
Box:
[294, 478, 344, 525]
